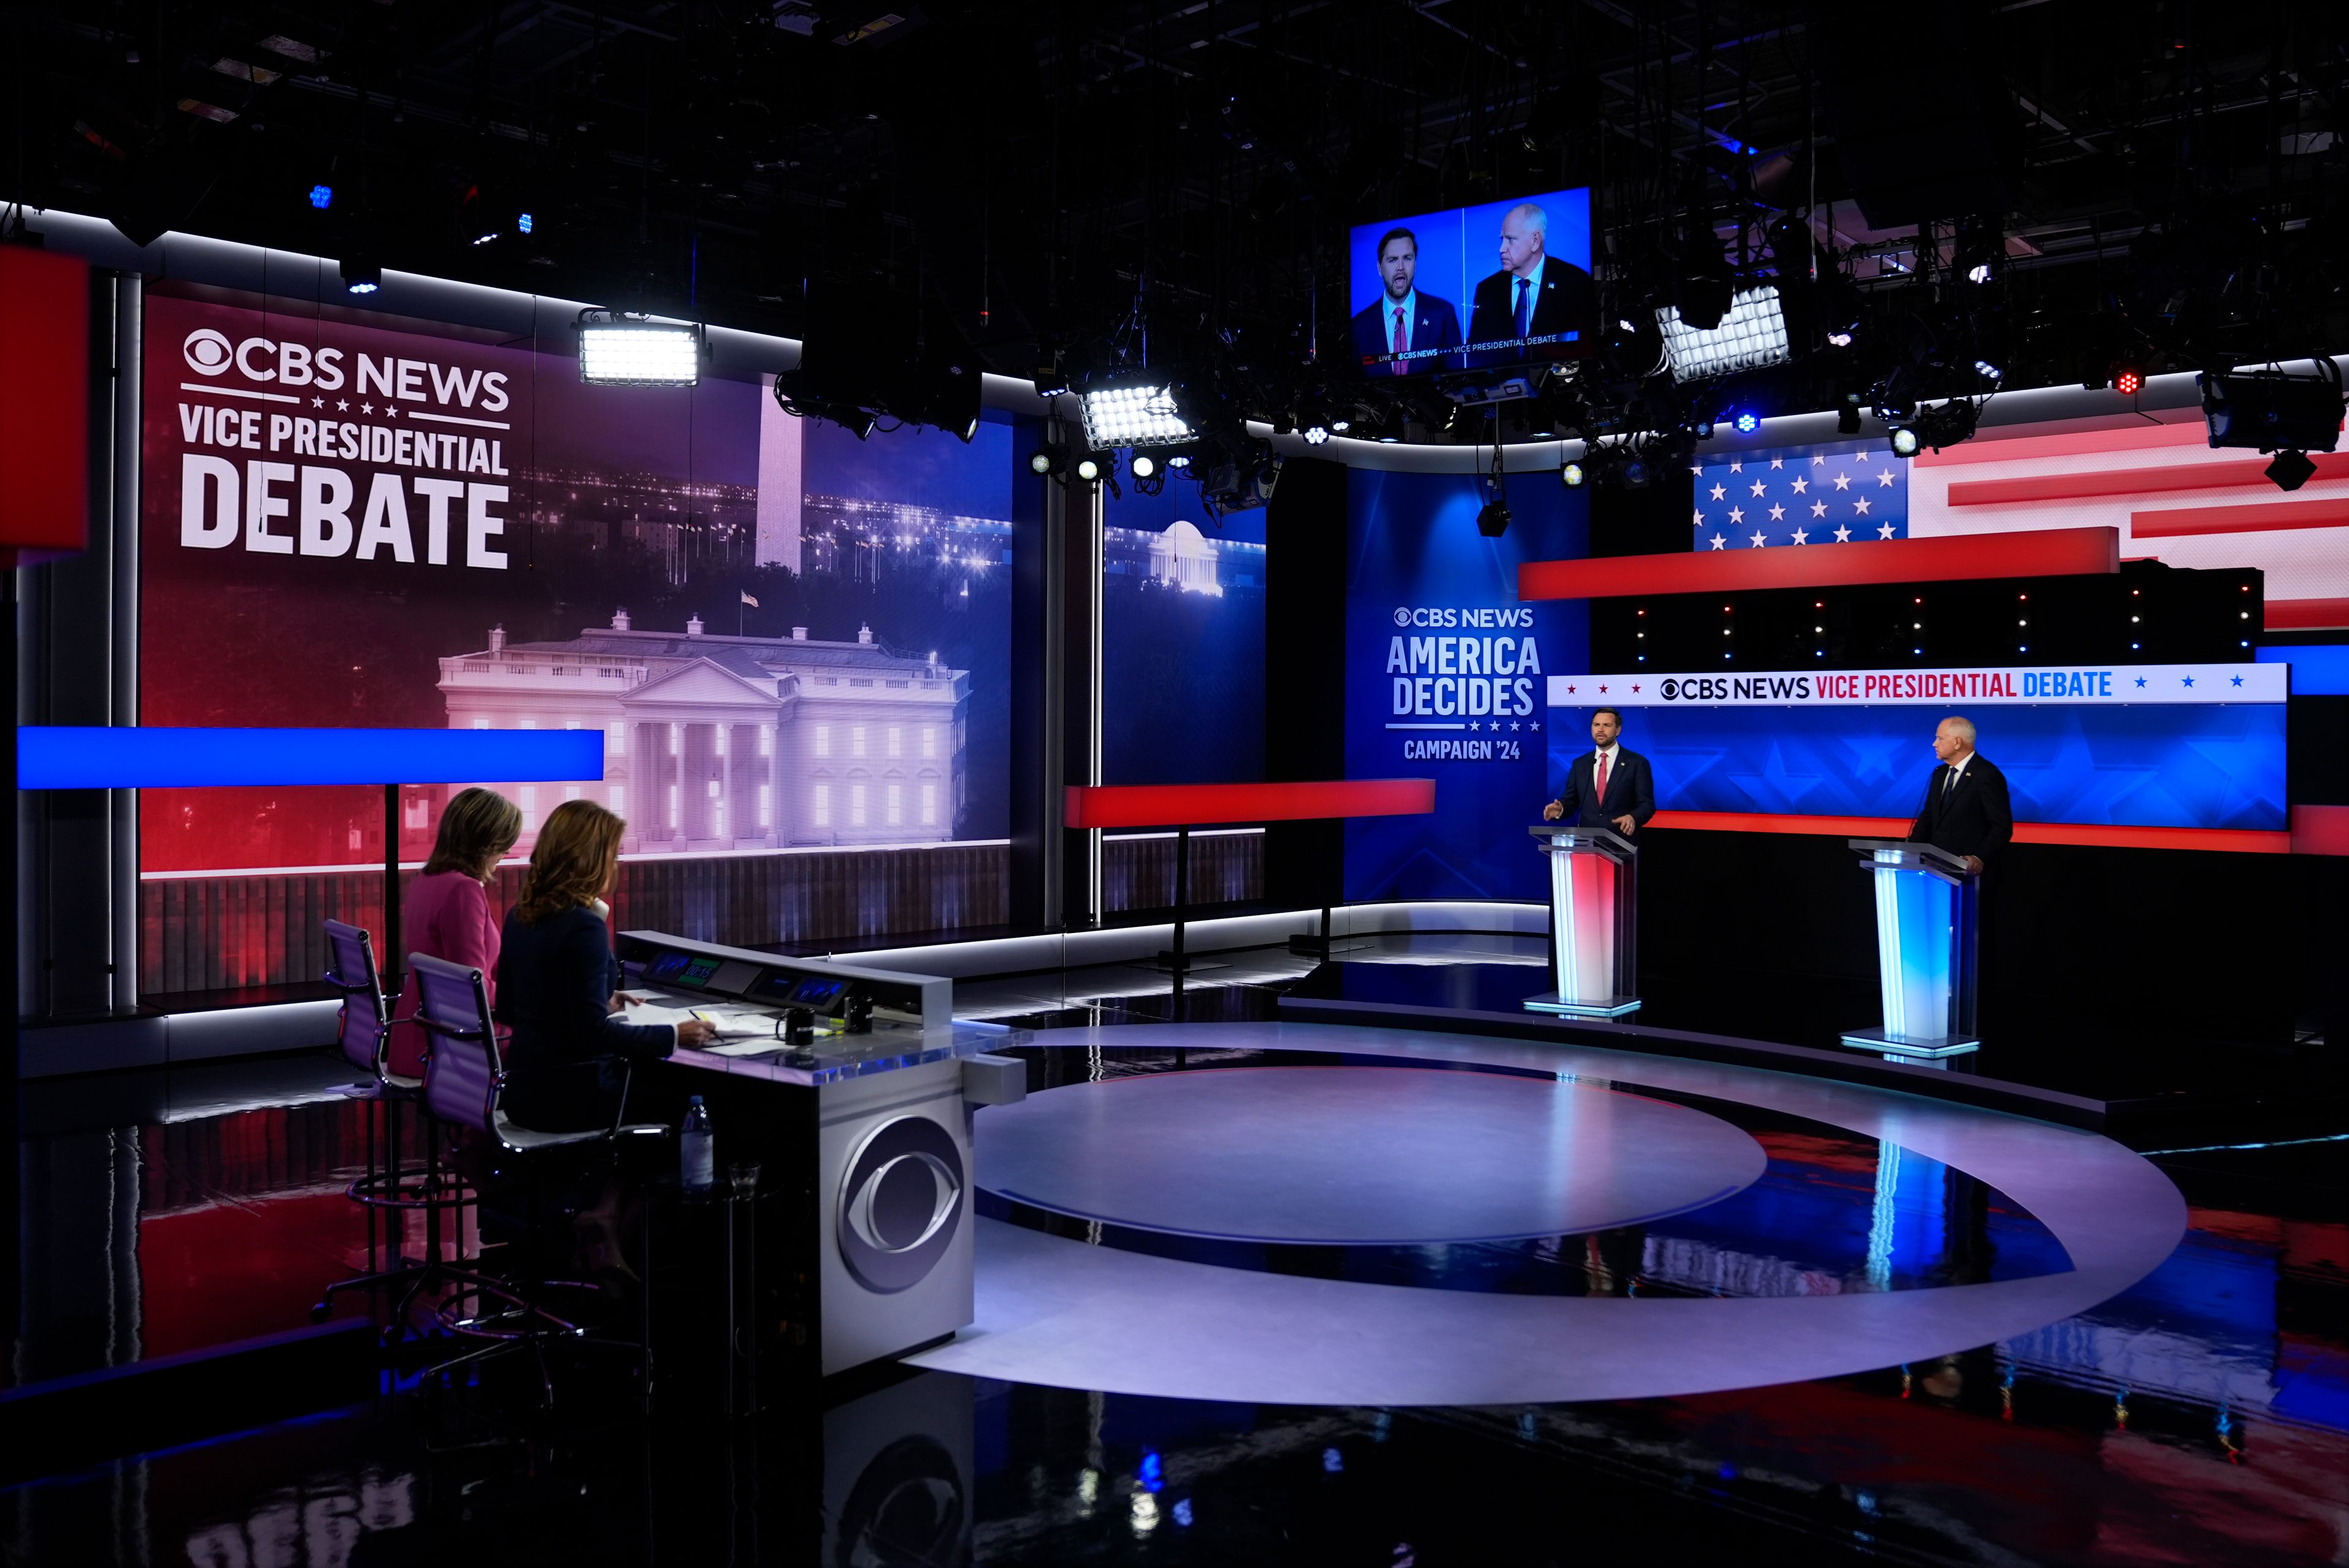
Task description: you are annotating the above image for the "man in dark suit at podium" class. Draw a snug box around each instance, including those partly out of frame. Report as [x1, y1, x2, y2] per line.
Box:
[1467, 201, 1598, 366]
[1907, 716, 2012, 875]
[1543, 707, 1655, 839]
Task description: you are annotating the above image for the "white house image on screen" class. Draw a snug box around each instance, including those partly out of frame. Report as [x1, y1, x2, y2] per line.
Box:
[438, 612, 970, 853]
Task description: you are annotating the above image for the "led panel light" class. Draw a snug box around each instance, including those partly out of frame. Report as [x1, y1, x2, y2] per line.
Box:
[1654, 286, 1791, 384]
[579, 317, 703, 387]
[1078, 383, 1192, 448]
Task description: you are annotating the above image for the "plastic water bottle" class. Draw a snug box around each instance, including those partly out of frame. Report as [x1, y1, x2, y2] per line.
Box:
[681, 1095, 715, 1196]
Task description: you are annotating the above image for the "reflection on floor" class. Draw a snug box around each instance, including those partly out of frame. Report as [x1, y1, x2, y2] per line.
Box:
[5, 936, 2346, 1564]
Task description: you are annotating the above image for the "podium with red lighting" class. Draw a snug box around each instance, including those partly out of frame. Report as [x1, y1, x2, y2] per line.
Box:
[1063, 779, 1438, 972]
[1524, 824, 1641, 1017]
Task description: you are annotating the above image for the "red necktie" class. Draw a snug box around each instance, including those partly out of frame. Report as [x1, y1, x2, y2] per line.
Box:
[1594, 751, 1609, 802]
[1391, 306, 1408, 376]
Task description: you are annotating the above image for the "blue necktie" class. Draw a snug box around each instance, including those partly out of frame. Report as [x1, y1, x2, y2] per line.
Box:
[1514, 277, 1531, 338]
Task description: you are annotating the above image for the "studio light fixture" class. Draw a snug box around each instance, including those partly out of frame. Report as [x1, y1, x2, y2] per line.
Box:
[2266, 450, 2318, 491]
[1075, 456, 1103, 483]
[1028, 445, 1064, 477]
[577, 311, 704, 387]
[338, 258, 382, 295]
[307, 184, 333, 210]
[1077, 381, 1192, 448]
[1476, 500, 1512, 538]
[2201, 362, 2347, 454]
[1837, 404, 1863, 434]
[2114, 365, 2144, 396]
[1655, 285, 1791, 383]
[1732, 410, 1761, 434]
[1559, 461, 1585, 488]
[1302, 424, 1330, 445]
[1889, 425, 1923, 459]
[1130, 453, 1157, 479]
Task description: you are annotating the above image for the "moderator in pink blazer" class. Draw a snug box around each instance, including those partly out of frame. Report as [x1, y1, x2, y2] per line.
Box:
[387, 869, 501, 1080]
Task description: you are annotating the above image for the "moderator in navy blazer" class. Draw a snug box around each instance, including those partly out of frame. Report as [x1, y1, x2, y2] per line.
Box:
[495, 902, 674, 1132]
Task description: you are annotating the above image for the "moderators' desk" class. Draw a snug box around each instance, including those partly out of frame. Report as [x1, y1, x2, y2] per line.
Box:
[612, 932, 1026, 1392]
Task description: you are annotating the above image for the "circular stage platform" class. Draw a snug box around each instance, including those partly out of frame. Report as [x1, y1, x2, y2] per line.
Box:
[976, 1066, 1767, 1245]
[911, 1020, 2188, 1408]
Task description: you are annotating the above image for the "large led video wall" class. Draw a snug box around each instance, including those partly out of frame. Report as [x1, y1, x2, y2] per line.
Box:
[1102, 481, 1267, 786]
[139, 284, 1011, 874]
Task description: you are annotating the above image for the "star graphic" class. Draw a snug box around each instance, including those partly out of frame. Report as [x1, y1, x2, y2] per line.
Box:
[1531, 721, 1541, 731]
[1790, 526, 1809, 544]
[310, 396, 324, 408]
[1811, 500, 1829, 518]
[1749, 531, 1768, 548]
[2181, 675, 2195, 688]
[1813, 454, 1827, 466]
[1770, 458, 1784, 470]
[1790, 477, 1809, 494]
[1565, 685, 1578, 694]
[1693, 510, 1707, 527]
[384, 405, 398, 417]
[1768, 503, 1786, 521]
[360, 402, 374, 414]
[1832, 472, 1852, 491]
[1750, 480, 1768, 497]
[1853, 496, 1873, 516]
[1630, 686, 1641, 694]
[1598, 685, 1609, 693]
[1709, 483, 1727, 501]
[2134, 677, 2148, 688]
[1689, 464, 1704, 477]
[2230, 675, 2244, 686]
[336, 399, 349, 411]
[1727, 505, 1745, 524]
[1833, 524, 1853, 542]
[1877, 469, 1897, 488]
[1511, 721, 1522, 730]
[1729, 461, 1744, 474]
[1468, 721, 1479, 731]
[1877, 522, 1897, 538]
[1709, 534, 1726, 550]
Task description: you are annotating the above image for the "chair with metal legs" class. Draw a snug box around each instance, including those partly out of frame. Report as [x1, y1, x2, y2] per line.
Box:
[410, 952, 670, 1406]
[314, 919, 474, 1328]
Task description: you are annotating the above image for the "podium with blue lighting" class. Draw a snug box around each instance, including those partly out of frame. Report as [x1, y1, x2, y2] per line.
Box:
[1524, 824, 1641, 1018]
[1842, 839, 1980, 1062]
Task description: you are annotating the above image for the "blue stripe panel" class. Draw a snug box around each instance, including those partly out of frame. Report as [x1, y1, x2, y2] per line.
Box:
[18, 727, 604, 789]
[2257, 644, 2349, 695]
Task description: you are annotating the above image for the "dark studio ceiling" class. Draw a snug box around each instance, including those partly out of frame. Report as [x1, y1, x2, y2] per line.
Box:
[7, 0, 2348, 430]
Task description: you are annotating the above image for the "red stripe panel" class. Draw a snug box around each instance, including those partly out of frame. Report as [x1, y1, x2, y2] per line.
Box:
[2269, 598, 2349, 631]
[1648, 810, 2296, 855]
[1518, 527, 2118, 601]
[0, 247, 90, 559]
[1950, 452, 2349, 506]
[1064, 779, 1436, 830]
[2130, 497, 2349, 538]
[2295, 806, 2349, 857]
[1914, 420, 2206, 467]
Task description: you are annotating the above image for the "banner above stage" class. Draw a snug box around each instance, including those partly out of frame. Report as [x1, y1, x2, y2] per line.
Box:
[1546, 661, 2287, 831]
[1549, 661, 2286, 708]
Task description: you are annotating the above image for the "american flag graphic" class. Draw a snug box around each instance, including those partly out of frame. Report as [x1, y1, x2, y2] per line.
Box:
[1903, 415, 2348, 633]
[1691, 447, 1906, 551]
[1695, 413, 2349, 631]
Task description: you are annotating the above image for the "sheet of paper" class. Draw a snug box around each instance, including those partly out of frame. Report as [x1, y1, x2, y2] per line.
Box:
[707, 1039, 790, 1057]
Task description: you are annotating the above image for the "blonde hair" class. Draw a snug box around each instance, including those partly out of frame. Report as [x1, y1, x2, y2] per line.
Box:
[516, 799, 626, 924]
[422, 787, 524, 879]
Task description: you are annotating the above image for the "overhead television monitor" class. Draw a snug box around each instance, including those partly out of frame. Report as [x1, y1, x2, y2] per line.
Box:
[1348, 187, 1595, 379]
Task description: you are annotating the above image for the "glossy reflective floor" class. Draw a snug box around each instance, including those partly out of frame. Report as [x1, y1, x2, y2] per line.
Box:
[6, 943, 2347, 1565]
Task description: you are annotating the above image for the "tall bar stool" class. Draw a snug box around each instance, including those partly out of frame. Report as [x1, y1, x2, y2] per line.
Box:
[410, 952, 670, 1406]
[314, 918, 473, 1329]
